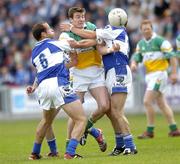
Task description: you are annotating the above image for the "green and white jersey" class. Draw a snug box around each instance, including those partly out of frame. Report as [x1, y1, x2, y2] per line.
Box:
[132, 33, 174, 73]
[59, 22, 101, 69]
[176, 34, 180, 57]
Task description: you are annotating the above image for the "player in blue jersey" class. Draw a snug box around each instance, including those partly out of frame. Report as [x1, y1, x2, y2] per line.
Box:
[27, 22, 86, 160]
[60, 8, 137, 155]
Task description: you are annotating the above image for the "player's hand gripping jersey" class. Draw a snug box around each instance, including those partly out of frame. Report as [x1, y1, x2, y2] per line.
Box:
[132, 33, 174, 73]
[59, 22, 101, 69]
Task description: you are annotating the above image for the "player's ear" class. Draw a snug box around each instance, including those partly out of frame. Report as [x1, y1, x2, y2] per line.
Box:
[41, 31, 46, 38]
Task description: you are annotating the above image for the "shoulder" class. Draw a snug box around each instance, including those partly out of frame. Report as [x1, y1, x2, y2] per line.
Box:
[85, 22, 96, 30]
[59, 32, 74, 40]
[153, 35, 165, 46]
[136, 39, 145, 49]
[155, 35, 165, 42]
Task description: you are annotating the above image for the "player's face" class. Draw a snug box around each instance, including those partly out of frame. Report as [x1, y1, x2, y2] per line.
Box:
[44, 23, 55, 38]
[71, 12, 85, 29]
[141, 24, 153, 40]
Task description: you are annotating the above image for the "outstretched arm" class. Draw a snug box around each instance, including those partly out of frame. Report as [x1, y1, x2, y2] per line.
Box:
[68, 39, 97, 48]
[60, 23, 96, 39]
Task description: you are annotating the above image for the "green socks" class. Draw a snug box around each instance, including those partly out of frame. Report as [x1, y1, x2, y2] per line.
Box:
[85, 118, 94, 132]
[147, 126, 154, 133]
[66, 139, 70, 149]
[146, 124, 178, 133]
[169, 124, 177, 131]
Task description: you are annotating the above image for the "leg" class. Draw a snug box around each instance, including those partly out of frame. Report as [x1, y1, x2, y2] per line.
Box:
[66, 118, 74, 140]
[108, 93, 128, 134]
[65, 91, 85, 146]
[144, 90, 158, 126]
[45, 108, 60, 156]
[89, 86, 110, 122]
[64, 100, 86, 140]
[156, 93, 176, 124]
[138, 90, 158, 139]
[63, 99, 86, 159]
[106, 94, 126, 156]
[80, 87, 109, 151]
[108, 93, 137, 155]
[156, 93, 180, 137]
[29, 108, 57, 160]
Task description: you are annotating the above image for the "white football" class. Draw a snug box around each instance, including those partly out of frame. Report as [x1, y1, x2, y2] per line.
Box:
[108, 8, 128, 27]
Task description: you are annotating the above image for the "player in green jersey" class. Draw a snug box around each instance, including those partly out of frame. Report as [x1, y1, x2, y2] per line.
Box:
[131, 19, 180, 139]
[59, 7, 109, 152]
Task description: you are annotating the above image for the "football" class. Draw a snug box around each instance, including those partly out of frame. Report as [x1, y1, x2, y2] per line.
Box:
[108, 8, 128, 27]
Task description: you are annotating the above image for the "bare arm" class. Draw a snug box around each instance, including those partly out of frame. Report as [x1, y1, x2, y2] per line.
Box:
[26, 77, 38, 95]
[65, 51, 78, 69]
[97, 43, 120, 55]
[130, 60, 138, 72]
[68, 39, 97, 48]
[169, 57, 178, 84]
[60, 23, 96, 39]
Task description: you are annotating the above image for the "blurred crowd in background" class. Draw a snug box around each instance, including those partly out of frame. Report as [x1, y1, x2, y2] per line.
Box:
[0, 0, 179, 86]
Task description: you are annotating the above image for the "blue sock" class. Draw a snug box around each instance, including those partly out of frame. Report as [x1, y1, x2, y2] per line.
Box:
[89, 128, 100, 138]
[123, 134, 135, 150]
[32, 142, 41, 154]
[66, 138, 78, 156]
[47, 138, 57, 154]
[115, 133, 124, 149]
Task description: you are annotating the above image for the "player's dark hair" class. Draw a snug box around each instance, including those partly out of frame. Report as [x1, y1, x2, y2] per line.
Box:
[68, 7, 86, 18]
[140, 19, 153, 29]
[32, 22, 46, 41]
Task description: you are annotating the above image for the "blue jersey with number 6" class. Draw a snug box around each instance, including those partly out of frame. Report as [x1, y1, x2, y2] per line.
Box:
[31, 38, 71, 84]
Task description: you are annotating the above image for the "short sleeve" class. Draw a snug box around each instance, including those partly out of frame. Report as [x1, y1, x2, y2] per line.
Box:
[59, 32, 74, 41]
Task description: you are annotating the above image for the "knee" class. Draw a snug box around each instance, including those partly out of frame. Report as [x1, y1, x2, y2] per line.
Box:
[157, 101, 165, 109]
[81, 116, 87, 125]
[109, 108, 122, 120]
[143, 99, 152, 108]
[36, 129, 43, 140]
[76, 115, 87, 126]
[99, 102, 110, 113]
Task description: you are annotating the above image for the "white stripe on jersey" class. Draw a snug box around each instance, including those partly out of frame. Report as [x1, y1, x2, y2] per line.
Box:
[33, 48, 65, 73]
[96, 26, 129, 57]
[32, 39, 72, 73]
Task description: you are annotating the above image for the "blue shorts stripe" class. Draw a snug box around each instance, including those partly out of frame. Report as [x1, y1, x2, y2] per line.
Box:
[64, 93, 79, 104]
[112, 87, 128, 93]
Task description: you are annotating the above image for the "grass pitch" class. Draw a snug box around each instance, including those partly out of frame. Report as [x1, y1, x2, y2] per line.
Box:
[0, 114, 180, 164]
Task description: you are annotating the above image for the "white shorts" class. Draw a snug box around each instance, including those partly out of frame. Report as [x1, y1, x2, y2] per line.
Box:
[105, 65, 132, 95]
[36, 77, 78, 110]
[72, 66, 105, 92]
[145, 71, 168, 94]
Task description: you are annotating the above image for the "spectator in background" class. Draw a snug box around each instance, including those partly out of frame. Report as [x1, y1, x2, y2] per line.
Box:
[0, 66, 15, 85]
[0, 0, 179, 87]
[127, 0, 143, 55]
[14, 63, 30, 86]
[0, 40, 7, 67]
